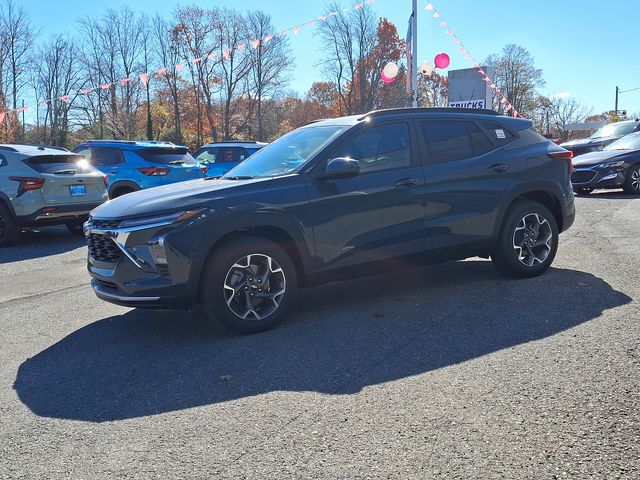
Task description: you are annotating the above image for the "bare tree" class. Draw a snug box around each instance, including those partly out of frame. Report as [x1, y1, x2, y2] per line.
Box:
[0, 0, 36, 141]
[34, 35, 85, 146]
[214, 8, 251, 140]
[485, 44, 545, 117]
[316, 2, 377, 115]
[551, 96, 592, 141]
[246, 10, 292, 141]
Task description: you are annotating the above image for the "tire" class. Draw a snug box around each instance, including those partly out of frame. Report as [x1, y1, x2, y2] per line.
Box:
[491, 201, 559, 278]
[623, 165, 640, 195]
[200, 237, 298, 334]
[0, 203, 21, 247]
[573, 187, 594, 196]
[66, 220, 85, 236]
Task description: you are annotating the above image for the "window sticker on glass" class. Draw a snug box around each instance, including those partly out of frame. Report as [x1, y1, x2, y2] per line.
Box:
[495, 129, 506, 139]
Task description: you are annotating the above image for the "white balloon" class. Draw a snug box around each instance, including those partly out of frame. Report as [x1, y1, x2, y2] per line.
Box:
[382, 62, 399, 79]
[419, 60, 434, 76]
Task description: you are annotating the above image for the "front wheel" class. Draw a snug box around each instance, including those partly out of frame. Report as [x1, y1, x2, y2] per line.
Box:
[491, 201, 559, 278]
[200, 237, 298, 334]
[623, 165, 640, 195]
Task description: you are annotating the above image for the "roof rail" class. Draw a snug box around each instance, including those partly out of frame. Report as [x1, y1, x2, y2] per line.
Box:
[358, 107, 500, 120]
[206, 140, 267, 145]
[0, 145, 18, 152]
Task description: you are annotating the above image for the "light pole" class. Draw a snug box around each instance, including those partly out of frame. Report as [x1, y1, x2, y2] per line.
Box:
[411, 0, 418, 107]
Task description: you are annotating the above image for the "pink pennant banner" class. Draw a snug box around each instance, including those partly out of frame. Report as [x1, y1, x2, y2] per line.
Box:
[121, 78, 133, 86]
[176, 64, 184, 73]
[251, 39, 260, 49]
[60, 95, 69, 102]
[139, 73, 149, 87]
[100, 83, 113, 90]
[264, 34, 273, 42]
[82, 88, 94, 95]
[155, 67, 167, 77]
[293, 26, 300, 35]
[223, 49, 230, 59]
[237, 44, 246, 52]
[192, 57, 202, 64]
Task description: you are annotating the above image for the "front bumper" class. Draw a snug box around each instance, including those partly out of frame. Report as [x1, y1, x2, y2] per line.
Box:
[571, 167, 626, 190]
[84, 214, 206, 309]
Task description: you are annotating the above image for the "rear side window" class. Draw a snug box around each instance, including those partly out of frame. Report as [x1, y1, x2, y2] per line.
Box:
[332, 122, 412, 173]
[23, 155, 84, 173]
[137, 148, 196, 166]
[89, 147, 125, 166]
[0, 155, 6, 167]
[479, 121, 517, 146]
[420, 121, 495, 163]
[194, 147, 249, 164]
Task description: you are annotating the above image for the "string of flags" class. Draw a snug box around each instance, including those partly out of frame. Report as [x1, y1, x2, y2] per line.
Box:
[424, 2, 522, 118]
[0, 0, 376, 126]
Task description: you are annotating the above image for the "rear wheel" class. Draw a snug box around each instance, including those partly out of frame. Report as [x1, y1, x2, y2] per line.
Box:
[200, 237, 298, 334]
[623, 165, 640, 195]
[65, 220, 85, 236]
[109, 187, 136, 199]
[573, 187, 594, 195]
[491, 201, 559, 278]
[0, 203, 21, 247]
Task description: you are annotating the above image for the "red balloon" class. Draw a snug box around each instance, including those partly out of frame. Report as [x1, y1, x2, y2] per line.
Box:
[434, 52, 450, 69]
[381, 71, 394, 84]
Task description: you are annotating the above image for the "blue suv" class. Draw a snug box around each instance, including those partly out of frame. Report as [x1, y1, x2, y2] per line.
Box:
[191, 141, 266, 177]
[72, 141, 207, 198]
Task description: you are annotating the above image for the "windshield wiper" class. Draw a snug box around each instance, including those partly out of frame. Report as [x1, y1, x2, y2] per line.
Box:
[224, 175, 254, 180]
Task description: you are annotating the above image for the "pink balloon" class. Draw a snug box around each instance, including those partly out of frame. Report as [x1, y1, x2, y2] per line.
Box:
[434, 52, 450, 69]
[381, 71, 394, 84]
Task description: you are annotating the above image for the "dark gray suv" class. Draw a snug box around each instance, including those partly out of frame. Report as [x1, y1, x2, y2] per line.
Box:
[84, 108, 575, 333]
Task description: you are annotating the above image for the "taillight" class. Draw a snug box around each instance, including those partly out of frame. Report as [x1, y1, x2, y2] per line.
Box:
[200, 165, 208, 175]
[548, 150, 574, 174]
[102, 175, 109, 187]
[9, 176, 45, 196]
[138, 167, 170, 176]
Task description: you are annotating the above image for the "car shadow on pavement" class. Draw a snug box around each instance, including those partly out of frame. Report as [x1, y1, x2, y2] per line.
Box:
[0, 226, 85, 264]
[14, 260, 632, 422]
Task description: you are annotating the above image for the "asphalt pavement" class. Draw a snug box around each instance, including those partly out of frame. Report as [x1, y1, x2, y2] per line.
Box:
[1, 191, 639, 479]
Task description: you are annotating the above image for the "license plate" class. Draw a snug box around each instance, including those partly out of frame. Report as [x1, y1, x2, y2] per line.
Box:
[69, 184, 87, 196]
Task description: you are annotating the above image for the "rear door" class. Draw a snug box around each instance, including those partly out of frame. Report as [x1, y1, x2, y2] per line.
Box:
[418, 119, 518, 252]
[193, 146, 249, 176]
[24, 154, 106, 205]
[306, 121, 427, 271]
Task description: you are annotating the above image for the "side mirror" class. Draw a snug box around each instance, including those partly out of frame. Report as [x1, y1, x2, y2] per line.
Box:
[318, 157, 360, 180]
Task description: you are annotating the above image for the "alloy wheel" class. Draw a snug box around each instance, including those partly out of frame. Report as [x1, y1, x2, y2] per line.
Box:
[223, 253, 286, 321]
[631, 169, 640, 192]
[512, 213, 553, 267]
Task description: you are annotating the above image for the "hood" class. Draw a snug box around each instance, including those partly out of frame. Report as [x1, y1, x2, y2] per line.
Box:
[561, 136, 617, 149]
[91, 177, 272, 219]
[572, 149, 634, 167]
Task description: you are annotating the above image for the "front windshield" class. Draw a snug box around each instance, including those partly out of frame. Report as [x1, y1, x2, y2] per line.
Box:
[591, 122, 637, 139]
[222, 126, 346, 178]
[605, 132, 640, 151]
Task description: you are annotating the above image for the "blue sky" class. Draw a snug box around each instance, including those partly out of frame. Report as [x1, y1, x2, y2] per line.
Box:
[20, 0, 640, 115]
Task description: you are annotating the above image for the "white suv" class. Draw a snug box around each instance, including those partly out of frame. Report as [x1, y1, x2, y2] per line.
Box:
[0, 144, 108, 246]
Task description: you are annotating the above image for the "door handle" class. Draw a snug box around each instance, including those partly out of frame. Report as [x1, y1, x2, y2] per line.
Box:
[489, 163, 508, 174]
[395, 178, 419, 188]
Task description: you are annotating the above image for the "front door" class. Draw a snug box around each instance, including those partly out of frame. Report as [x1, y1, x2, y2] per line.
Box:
[306, 121, 427, 271]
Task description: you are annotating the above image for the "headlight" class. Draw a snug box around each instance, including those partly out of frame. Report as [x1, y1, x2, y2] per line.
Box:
[594, 160, 625, 169]
[118, 209, 205, 229]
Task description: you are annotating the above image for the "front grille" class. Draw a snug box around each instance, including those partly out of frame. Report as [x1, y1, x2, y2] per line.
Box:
[571, 170, 597, 184]
[87, 233, 122, 263]
[91, 219, 121, 230]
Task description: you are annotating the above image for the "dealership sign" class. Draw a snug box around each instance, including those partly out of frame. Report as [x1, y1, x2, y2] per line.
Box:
[448, 99, 486, 109]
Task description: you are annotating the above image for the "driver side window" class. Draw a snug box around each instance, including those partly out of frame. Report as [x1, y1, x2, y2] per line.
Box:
[332, 123, 412, 173]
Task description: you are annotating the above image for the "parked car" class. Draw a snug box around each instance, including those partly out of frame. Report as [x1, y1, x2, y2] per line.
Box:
[84, 108, 575, 333]
[71, 140, 207, 199]
[560, 120, 640, 156]
[191, 141, 267, 177]
[0, 144, 108, 246]
[571, 132, 640, 195]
